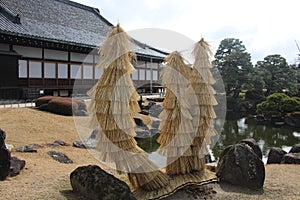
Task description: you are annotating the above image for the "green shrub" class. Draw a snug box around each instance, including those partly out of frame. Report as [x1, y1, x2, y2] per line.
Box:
[256, 93, 300, 118]
[282, 98, 300, 113]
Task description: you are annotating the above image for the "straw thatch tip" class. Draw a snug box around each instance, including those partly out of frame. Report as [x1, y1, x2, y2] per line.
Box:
[194, 38, 213, 57]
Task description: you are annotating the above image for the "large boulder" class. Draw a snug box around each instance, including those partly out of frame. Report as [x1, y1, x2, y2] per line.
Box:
[239, 138, 263, 160]
[267, 147, 287, 164]
[289, 144, 300, 153]
[9, 157, 26, 177]
[70, 165, 136, 200]
[35, 96, 87, 116]
[0, 129, 11, 181]
[281, 153, 300, 164]
[216, 143, 265, 190]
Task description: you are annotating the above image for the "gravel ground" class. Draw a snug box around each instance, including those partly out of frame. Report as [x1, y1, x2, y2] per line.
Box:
[0, 108, 300, 200]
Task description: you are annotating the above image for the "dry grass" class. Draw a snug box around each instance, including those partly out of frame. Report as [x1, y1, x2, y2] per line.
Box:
[0, 108, 300, 199]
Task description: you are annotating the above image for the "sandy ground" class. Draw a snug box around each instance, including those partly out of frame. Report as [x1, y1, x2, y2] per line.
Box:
[0, 108, 300, 200]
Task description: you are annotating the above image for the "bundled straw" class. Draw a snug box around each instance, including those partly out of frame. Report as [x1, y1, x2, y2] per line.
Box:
[157, 51, 195, 175]
[187, 38, 218, 171]
[88, 24, 169, 192]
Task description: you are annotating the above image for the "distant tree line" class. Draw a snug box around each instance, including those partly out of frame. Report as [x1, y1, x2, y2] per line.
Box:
[212, 38, 300, 113]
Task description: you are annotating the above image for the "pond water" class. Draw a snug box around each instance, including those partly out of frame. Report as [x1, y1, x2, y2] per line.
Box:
[137, 117, 300, 165]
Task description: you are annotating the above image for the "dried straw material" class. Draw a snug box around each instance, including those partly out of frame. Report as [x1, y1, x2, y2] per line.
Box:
[157, 51, 195, 176]
[134, 169, 216, 200]
[88, 24, 169, 192]
[188, 38, 218, 171]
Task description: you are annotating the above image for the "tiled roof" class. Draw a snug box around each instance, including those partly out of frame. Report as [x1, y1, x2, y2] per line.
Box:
[0, 0, 166, 58]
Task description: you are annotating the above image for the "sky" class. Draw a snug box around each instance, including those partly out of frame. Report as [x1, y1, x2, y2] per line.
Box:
[73, 0, 300, 64]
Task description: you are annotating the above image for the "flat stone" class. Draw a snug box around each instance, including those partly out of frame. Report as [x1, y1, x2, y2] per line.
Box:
[134, 117, 147, 127]
[46, 140, 68, 147]
[148, 104, 163, 118]
[152, 120, 161, 129]
[16, 145, 37, 153]
[135, 130, 151, 138]
[47, 151, 73, 164]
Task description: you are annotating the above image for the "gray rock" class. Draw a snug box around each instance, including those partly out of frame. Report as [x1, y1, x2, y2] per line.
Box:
[267, 147, 287, 164]
[149, 129, 160, 136]
[73, 129, 98, 149]
[216, 143, 265, 190]
[75, 110, 88, 116]
[0, 129, 10, 181]
[289, 144, 300, 153]
[139, 110, 149, 115]
[135, 130, 151, 138]
[281, 153, 300, 164]
[89, 128, 98, 139]
[73, 139, 97, 149]
[5, 144, 14, 152]
[46, 140, 68, 147]
[16, 145, 37, 153]
[148, 104, 163, 118]
[239, 138, 263, 160]
[73, 140, 86, 149]
[134, 117, 146, 127]
[70, 165, 136, 200]
[47, 151, 73, 164]
[9, 157, 26, 177]
[152, 120, 160, 129]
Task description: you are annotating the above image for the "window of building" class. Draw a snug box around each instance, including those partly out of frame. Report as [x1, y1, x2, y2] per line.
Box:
[71, 64, 82, 79]
[44, 63, 56, 78]
[146, 70, 151, 80]
[29, 61, 42, 78]
[58, 63, 68, 79]
[83, 65, 93, 79]
[153, 70, 158, 81]
[18, 60, 27, 78]
[95, 67, 103, 79]
[131, 70, 138, 80]
[139, 69, 145, 80]
[137, 61, 146, 68]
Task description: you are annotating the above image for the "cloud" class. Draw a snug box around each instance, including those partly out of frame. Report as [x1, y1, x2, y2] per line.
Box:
[73, 0, 300, 64]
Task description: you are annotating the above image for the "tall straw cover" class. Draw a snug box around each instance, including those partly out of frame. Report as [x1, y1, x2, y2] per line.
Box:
[157, 51, 195, 175]
[188, 38, 218, 171]
[88, 24, 169, 193]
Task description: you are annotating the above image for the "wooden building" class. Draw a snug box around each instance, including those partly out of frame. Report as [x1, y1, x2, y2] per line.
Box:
[0, 0, 166, 99]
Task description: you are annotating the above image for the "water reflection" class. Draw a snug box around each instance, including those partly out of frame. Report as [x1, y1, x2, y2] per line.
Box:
[136, 118, 300, 165]
[212, 118, 300, 162]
